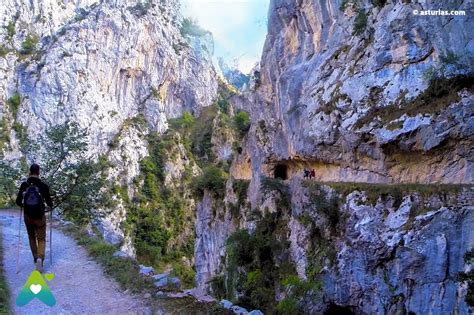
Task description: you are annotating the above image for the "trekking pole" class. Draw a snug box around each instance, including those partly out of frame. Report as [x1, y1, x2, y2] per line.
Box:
[49, 207, 53, 267]
[16, 207, 22, 274]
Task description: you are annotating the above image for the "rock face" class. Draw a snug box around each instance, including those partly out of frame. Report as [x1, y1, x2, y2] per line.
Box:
[316, 188, 474, 314]
[1, 1, 473, 314]
[196, 0, 474, 314]
[242, 0, 473, 191]
[0, 0, 218, 246]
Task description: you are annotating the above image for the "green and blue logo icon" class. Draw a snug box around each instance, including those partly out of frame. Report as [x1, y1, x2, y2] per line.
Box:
[16, 271, 56, 307]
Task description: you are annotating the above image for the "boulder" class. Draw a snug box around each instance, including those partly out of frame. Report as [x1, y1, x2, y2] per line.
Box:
[139, 265, 155, 276]
[220, 299, 233, 310]
[231, 305, 249, 315]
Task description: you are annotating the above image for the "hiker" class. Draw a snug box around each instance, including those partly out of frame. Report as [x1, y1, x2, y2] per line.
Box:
[303, 168, 310, 179]
[15, 163, 53, 273]
[310, 169, 316, 179]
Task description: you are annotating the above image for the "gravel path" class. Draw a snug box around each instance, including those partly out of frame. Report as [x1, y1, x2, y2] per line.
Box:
[0, 209, 151, 315]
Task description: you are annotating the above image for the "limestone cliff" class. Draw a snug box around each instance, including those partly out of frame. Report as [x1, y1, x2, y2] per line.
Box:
[0, 0, 217, 249]
[196, 0, 474, 314]
[1, 0, 473, 314]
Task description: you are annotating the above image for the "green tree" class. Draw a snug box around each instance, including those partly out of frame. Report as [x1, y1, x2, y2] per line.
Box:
[0, 162, 22, 207]
[234, 111, 251, 138]
[38, 122, 107, 224]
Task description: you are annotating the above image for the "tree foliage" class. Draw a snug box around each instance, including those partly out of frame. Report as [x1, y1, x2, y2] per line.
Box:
[38, 122, 107, 224]
[0, 162, 22, 207]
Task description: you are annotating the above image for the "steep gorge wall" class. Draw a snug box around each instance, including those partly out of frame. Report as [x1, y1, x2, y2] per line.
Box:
[0, 0, 218, 249]
[244, 0, 473, 191]
[194, 0, 474, 313]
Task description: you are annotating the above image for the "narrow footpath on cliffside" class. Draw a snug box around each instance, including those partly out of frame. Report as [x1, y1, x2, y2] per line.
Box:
[0, 208, 150, 315]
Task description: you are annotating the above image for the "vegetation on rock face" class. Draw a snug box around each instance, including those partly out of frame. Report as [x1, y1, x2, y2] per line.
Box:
[180, 18, 209, 37]
[122, 130, 196, 288]
[6, 93, 21, 118]
[233, 111, 251, 138]
[355, 74, 474, 128]
[303, 181, 341, 230]
[0, 117, 10, 154]
[261, 176, 291, 209]
[6, 22, 15, 39]
[119, 81, 240, 289]
[192, 165, 228, 198]
[20, 35, 39, 55]
[0, 46, 11, 57]
[458, 249, 474, 306]
[353, 10, 368, 36]
[127, 1, 151, 18]
[221, 212, 297, 313]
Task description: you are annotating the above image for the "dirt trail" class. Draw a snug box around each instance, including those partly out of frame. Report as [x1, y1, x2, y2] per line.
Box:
[0, 209, 151, 315]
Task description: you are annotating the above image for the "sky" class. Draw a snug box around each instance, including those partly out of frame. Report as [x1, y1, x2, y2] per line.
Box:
[181, 0, 270, 74]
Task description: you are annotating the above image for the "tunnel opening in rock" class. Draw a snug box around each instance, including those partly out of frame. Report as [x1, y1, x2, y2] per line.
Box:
[274, 164, 288, 180]
[324, 303, 355, 315]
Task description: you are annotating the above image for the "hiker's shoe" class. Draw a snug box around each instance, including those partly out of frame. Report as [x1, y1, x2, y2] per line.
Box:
[36, 258, 43, 273]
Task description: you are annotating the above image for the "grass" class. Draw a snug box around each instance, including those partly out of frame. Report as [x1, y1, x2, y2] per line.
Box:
[62, 224, 228, 314]
[62, 225, 155, 293]
[321, 181, 470, 205]
[0, 227, 11, 314]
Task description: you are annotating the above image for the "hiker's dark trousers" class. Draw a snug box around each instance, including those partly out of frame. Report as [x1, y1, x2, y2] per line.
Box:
[24, 215, 46, 262]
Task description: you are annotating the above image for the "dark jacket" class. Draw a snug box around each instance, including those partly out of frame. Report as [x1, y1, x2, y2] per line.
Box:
[16, 176, 53, 209]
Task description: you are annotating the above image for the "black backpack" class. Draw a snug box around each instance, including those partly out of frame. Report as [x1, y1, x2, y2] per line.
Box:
[23, 183, 45, 218]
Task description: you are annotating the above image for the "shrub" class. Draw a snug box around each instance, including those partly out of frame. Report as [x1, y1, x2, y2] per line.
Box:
[6, 21, 15, 39]
[0, 46, 10, 57]
[353, 11, 368, 36]
[169, 111, 195, 130]
[180, 18, 208, 37]
[209, 275, 226, 300]
[224, 209, 294, 312]
[192, 165, 228, 198]
[20, 35, 39, 55]
[303, 181, 341, 229]
[276, 298, 301, 315]
[218, 98, 229, 113]
[127, 1, 151, 17]
[226, 230, 255, 266]
[233, 179, 249, 203]
[234, 111, 251, 138]
[171, 261, 196, 289]
[458, 249, 474, 306]
[6, 93, 20, 117]
[260, 177, 291, 209]
[339, 0, 351, 11]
